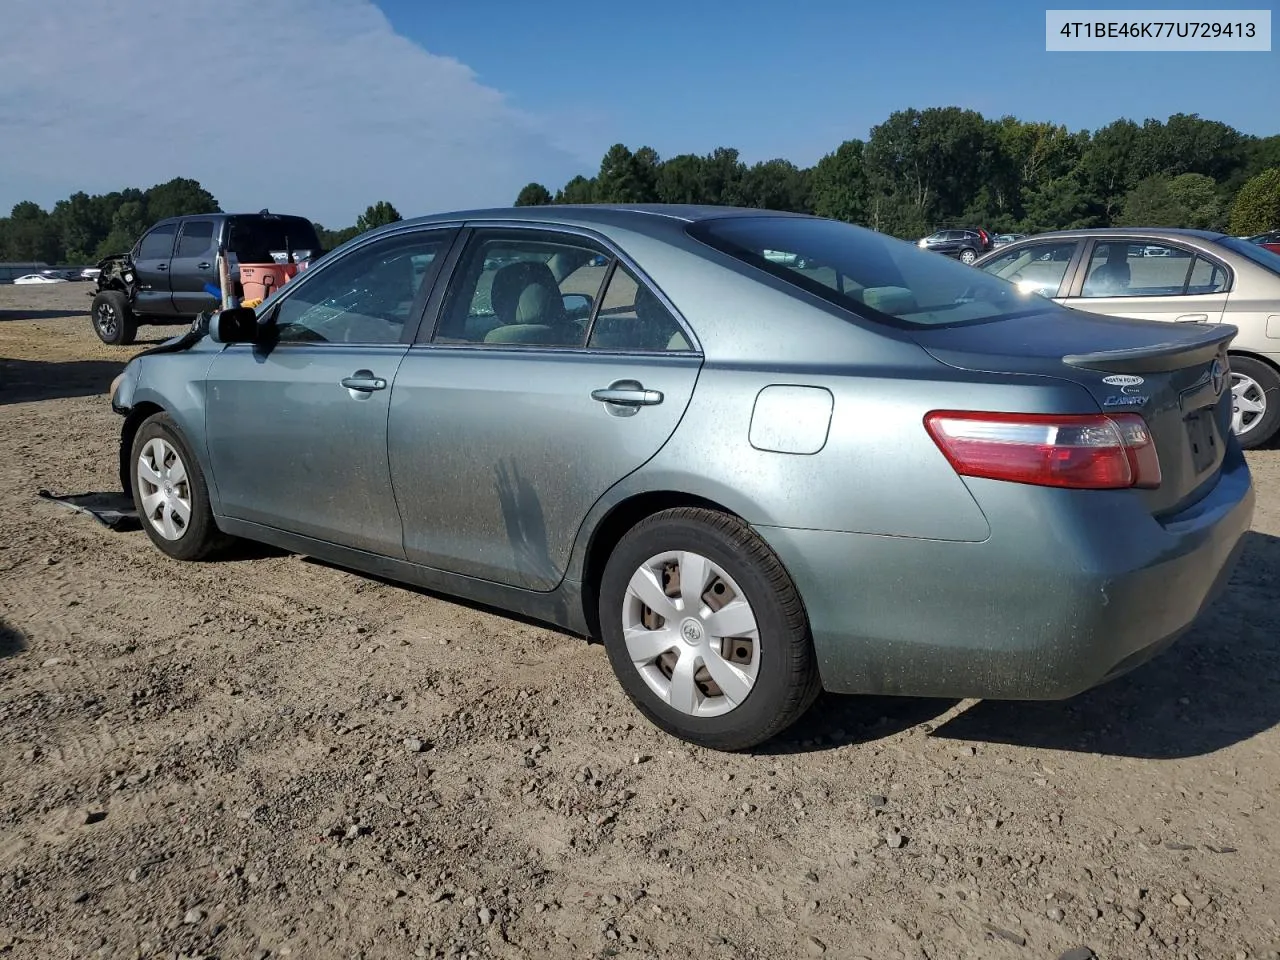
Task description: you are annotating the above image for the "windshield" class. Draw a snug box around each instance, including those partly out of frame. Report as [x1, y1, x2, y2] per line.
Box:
[687, 215, 1045, 328]
[227, 215, 322, 263]
[1220, 236, 1280, 274]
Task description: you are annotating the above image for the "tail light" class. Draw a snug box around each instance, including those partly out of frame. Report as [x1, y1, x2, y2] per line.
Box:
[977, 229, 990, 245]
[924, 411, 1161, 490]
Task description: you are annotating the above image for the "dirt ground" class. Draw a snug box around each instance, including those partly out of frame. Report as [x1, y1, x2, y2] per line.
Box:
[2, 282, 1279, 960]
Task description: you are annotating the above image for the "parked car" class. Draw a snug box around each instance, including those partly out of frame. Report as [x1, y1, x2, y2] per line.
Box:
[91, 210, 322, 346]
[916, 227, 993, 264]
[109, 205, 1254, 751]
[991, 233, 1026, 249]
[1247, 230, 1280, 254]
[973, 228, 1280, 449]
[13, 273, 67, 285]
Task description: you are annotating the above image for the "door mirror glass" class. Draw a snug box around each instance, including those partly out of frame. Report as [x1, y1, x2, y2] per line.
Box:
[208, 306, 261, 344]
[561, 293, 592, 319]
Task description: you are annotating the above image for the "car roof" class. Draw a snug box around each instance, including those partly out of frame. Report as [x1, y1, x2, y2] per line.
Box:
[366, 203, 813, 240]
[1007, 226, 1229, 242]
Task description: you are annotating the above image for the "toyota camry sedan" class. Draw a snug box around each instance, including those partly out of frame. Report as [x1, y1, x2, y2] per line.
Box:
[109, 205, 1255, 751]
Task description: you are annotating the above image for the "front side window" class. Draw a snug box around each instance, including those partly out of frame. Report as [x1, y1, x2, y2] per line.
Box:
[1081, 241, 1198, 298]
[137, 224, 176, 260]
[688, 215, 1045, 328]
[587, 263, 692, 352]
[434, 233, 607, 347]
[979, 241, 1079, 297]
[271, 231, 449, 345]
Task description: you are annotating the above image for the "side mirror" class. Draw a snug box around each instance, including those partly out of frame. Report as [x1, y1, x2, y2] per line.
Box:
[208, 306, 261, 344]
[562, 293, 591, 318]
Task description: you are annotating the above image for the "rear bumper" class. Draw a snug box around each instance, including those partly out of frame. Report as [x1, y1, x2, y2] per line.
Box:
[755, 445, 1255, 700]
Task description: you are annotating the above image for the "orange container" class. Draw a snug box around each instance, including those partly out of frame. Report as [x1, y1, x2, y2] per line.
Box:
[239, 262, 297, 303]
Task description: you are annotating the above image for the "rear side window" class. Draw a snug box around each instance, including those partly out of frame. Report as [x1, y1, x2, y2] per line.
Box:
[176, 220, 215, 258]
[227, 216, 322, 263]
[137, 224, 176, 260]
[687, 215, 1043, 328]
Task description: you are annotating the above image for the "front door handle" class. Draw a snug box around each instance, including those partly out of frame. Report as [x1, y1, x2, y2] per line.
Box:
[591, 381, 663, 406]
[156, 263, 168, 271]
[197, 261, 212, 270]
[341, 370, 387, 392]
[1176, 313, 1209, 323]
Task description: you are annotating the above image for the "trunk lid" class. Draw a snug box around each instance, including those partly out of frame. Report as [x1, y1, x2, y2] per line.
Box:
[910, 309, 1238, 516]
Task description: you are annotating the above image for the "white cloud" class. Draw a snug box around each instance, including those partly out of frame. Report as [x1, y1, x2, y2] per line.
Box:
[0, 0, 596, 225]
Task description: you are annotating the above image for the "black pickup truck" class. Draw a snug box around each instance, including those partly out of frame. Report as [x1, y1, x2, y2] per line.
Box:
[90, 211, 322, 345]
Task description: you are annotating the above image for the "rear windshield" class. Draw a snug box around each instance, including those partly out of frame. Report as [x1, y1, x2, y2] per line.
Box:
[1219, 236, 1280, 275]
[687, 215, 1046, 328]
[227, 215, 322, 263]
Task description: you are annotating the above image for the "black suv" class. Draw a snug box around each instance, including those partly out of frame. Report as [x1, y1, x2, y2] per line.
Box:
[915, 227, 993, 264]
[90, 211, 321, 345]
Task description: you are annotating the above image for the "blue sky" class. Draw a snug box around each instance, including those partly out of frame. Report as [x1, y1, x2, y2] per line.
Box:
[1, 0, 1275, 226]
[378, 0, 1277, 168]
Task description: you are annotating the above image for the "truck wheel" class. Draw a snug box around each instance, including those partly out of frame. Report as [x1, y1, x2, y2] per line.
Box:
[91, 290, 138, 346]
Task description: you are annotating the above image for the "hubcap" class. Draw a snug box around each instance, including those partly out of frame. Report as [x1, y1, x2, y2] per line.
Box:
[137, 438, 192, 541]
[961, 250, 975, 264]
[96, 303, 117, 337]
[622, 551, 760, 718]
[1231, 373, 1266, 437]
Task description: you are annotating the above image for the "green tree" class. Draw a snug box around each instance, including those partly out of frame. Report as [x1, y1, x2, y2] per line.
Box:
[595, 144, 653, 203]
[1020, 175, 1095, 233]
[1167, 173, 1224, 230]
[555, 175, 596, 204]
[1229, 168, 1280, 235]
[145, 177, 220, 222]
[740, 159, 811, 212]
[514, 182, 553, 206]
[654, 154, 707, 204]
[1117, 176, 1187, 227]
[3, 201, 62, 262]
[809, 140, 867, 223]
[355, 201, 403, 233]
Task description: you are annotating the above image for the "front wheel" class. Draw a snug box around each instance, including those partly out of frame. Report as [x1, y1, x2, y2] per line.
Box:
[91, 290, 137, 345]
[1229, 355, 1280, 449]
[597, 508, 820, 751]
[130, 413, 232, 560]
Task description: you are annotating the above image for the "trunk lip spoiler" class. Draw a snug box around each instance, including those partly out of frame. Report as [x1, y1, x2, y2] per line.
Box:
[1062, 323, 1237, 374]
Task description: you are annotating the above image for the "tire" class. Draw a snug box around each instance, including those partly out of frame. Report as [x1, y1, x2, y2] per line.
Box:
[91, 290, 138, 346]
[1228, 354, 1280, 450]
[958, 248, 977, 265]
[597, 507, 821, 751]
[130, 413, 232, 561]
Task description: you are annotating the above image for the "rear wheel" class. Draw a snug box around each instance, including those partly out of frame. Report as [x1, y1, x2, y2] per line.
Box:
[597, 507, 820, 751]
[130, 413, 232, 560]
[958, 248, 977, 265]
[1229, 355, 1280, 449]
[91, 290, 138, 346]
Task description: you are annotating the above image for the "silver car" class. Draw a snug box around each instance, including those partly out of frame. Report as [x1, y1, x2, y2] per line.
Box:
[973, 228, 1280, 448]
[110, 206, 1254, 750]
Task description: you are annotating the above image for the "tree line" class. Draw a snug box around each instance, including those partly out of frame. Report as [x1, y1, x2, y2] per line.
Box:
[5, 107, 1279, 266]
[0, 179, 404, 266]
[515, 107, 1280, 238]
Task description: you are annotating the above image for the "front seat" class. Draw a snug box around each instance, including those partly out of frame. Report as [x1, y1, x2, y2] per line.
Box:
[484, 261, 576, 345]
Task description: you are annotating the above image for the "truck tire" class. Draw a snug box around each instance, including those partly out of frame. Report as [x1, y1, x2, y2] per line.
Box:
[91, 290, 138, 346]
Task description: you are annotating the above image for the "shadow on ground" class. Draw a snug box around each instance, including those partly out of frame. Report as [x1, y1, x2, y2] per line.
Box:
[0, 358, 124, 405]
[1, 619, 27, 658]
[0, 309, 86, 321]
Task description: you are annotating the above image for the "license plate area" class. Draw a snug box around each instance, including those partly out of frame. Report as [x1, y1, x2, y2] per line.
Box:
[1184, 409, 1218, 475]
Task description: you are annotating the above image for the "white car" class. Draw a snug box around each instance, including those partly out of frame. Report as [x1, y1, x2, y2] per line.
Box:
[13, 274, 68, 285]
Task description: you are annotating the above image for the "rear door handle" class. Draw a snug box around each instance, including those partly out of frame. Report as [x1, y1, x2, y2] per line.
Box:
[591, 382, 663, 406]
[156, 264, 168, 271]
[1176, 313, 1209, 323]
[197, 262, 211, 269]
[341, 370, 387, 392]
